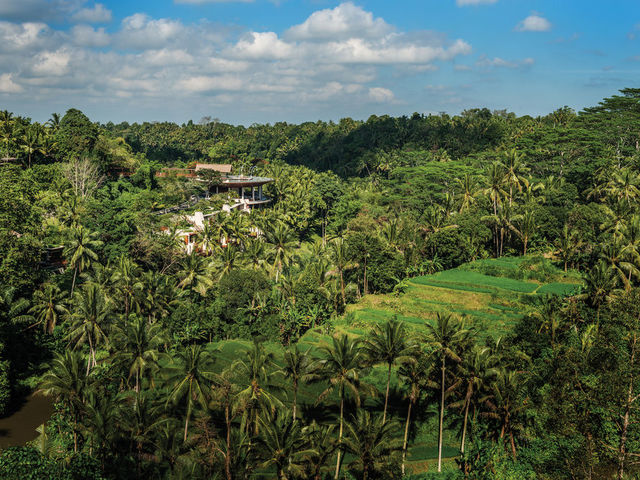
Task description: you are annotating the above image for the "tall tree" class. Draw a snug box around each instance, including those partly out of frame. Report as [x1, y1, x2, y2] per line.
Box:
[361, 318, 416, 423]
[65, 225, 103, 294]
[28, 283, 68, 334]
[282, 344, 314, 421]
[67, 283, 111, 374]
[112, 315, 166, 392]
[163, 344, 217, 442]
[314, 334, 372, 480]
[38, 351, 91, 452]
[426, 313, 469, 472]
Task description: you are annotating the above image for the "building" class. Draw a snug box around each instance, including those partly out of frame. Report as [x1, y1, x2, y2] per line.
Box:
[162, 163, 274, 252]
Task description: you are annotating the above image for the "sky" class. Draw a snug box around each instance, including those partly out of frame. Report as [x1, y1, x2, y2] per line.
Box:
[0, 0, 639, 125]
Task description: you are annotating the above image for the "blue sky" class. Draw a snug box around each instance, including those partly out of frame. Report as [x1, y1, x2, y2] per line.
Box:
[0, 0, 638, 124]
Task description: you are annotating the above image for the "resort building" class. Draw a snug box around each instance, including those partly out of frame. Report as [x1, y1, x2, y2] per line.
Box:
[160, 163, 274, 252]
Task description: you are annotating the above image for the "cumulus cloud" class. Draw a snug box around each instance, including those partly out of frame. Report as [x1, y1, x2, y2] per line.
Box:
[368, 87, 394, 102]
[0, 2, 474, 117]
[456, 0, 498, 5]
[515, 14, 552, 32]
[71, 3, 112, 23]
[229, 32, 295, 59]
[286, 2, 392, 41]
[0, 73, 23, 93]
[71, 25, 110, 47]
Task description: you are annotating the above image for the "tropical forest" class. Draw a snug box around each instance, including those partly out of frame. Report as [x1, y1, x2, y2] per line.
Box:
[1, 88, 640, 480]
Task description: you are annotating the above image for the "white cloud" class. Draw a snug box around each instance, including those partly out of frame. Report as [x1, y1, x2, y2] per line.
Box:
[0, 22, 52, 53]
[229, 32, 295, 59]
[117, 14, 185, 50]
[286, 2, 392, 41]
[0, 3, 474, 118]
[456, 0, 498, 5]
[0, 73, 23, 93]
[71, 25, 110, 47]
[71, 3, 112, 23]
[476, 55, 534, 69]
[515, 15, 552, 32]
[368, 86, 394, 102]
[32, 49, 71, 76]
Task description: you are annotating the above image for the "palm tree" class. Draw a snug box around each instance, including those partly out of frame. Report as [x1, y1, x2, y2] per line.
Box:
[509, 208, 536, 255]
[456, 174, 478, 213]
[581, 260, 619, 318]
[304, 423, 338, 480]
[0, 110, 14, 157]
[282, 344, 314, 420]
[176, 252, 214, 296]
[330, 238, 356, 305]
[112, 315, 166, 392]
[265, 222, 297, 281]
[138, 271, 179, 323]
[28, 283, 68, 334]
[111, 255, 142, 318]
[256, 409, 314, 480]
[481, 369, 525, 459]
[398, 351, 431, 475]
[502, 149, 528, 206]
[21, 124, 42, 168]
[243, 238, 267, 270]
[197, 221, 218, 256]
[342, 410, 402, 480]
[600, 239, 639, 290]
[425, 313, 469, 472]
[209, 366, 243, 480]
[38, 351, 90, 452]
[65, 225, 103, 294]
[46, 112, 61, 131]
[314, 334, 372, 480]
[216, 244, 239, 280]
[67, 283, 111, 374]
[163, 344, 217, 442]
[482, 163, 507, 257]
[81, 392, 122, 463]
[361, 318, 416, 423]
[450, 347, 495, 455]
[557, 223, 580, 272]
[233, 341, 283, 437]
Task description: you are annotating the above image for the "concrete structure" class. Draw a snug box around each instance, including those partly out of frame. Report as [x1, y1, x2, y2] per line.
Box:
[163, 163, 273, 252]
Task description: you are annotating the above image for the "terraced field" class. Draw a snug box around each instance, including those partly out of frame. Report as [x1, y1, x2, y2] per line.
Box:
[211, 257, 582, 474]
[338, 256, 582, 339]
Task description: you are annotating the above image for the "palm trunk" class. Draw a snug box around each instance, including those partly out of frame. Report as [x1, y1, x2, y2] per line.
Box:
[71, 266, 78, 294]
[402, 399, 413, 476]
[335, 395, 344, 480]
[340, 270, 346, 305]
[618, 334, 637, 480]
[292, 383, 298, 421]
[383, 363, 391, 423]
[461, 396, 470, 454]
[225, 403, 232, 480]
[184, 401, 191, 442]
[438, 354, 445, 472]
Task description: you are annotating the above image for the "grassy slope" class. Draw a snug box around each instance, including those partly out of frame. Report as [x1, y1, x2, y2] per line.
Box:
[213, 257, 581, 474]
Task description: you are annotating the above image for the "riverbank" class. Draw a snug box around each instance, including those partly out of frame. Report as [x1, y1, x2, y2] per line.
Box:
[0, 393, 54, 449]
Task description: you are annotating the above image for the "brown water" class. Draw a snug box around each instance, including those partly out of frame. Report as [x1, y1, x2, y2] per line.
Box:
[0, 393, 55, 449]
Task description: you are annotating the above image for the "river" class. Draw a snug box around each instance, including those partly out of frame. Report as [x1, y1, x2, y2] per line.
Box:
[0, 393, 54, 449]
